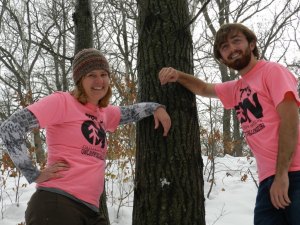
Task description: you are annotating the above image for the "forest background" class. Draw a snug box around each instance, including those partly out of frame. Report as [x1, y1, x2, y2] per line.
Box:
[0, 0, 299, 224]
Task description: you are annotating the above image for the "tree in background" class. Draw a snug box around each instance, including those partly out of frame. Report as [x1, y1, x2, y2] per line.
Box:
[0, 0, 48, 163]
[73, 0, 110, 224]
[73, 0, 93, 54]
[0, 0, 299, 223]
[133, 0, 206, 224]
[193, 0, 300, 156]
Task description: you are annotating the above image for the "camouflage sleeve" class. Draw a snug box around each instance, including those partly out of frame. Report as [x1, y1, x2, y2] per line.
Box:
[119, 102, 165, 125]
[0, 108, 40, 183]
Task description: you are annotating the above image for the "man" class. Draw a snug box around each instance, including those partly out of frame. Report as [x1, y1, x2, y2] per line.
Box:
[159, 23, 300, 225]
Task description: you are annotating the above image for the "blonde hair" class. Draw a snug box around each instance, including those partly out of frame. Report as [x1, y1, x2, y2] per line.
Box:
[71, 77, 112, 108]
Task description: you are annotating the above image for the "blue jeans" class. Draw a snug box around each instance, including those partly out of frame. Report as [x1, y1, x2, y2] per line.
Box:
[254, 171, 300, 225]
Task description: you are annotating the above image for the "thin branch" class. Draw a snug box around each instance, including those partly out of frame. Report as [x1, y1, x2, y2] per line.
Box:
[182, 0, 211, 30]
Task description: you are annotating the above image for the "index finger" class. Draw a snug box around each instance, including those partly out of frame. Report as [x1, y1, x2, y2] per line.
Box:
[158, 68, 167, 83]
[161, 67, 178, 84]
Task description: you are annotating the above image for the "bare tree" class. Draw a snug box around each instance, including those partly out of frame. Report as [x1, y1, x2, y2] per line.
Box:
[133, 0, 205, 224]
[95, 0, 140, 220]
[72, 1, 111, 223]
[0, 0, 8, 29]
[285, 14, 300, 96]
[193, 0, 300, 156]
[73, 0, 93, 54]
[0, 0, 47, 162]
[35, 0, 74, 92]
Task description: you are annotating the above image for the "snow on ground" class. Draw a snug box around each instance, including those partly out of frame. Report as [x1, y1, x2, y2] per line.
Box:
[1, 155, 258, 225]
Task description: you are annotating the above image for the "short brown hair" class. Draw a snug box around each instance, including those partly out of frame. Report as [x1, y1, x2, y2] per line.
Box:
[213, 23, 259, 61]
[71, 76, 112, 108]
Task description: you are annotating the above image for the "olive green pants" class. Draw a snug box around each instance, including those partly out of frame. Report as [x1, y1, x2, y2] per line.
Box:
[25, 190, 107, 225]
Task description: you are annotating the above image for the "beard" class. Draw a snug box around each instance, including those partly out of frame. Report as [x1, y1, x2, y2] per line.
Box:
[223, 46, 252, 71]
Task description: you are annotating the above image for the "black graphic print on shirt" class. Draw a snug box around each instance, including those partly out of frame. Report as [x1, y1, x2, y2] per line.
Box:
[80, 113, 107, 160]
[234, 85, 265, 136]
[81, 120, 106, 148]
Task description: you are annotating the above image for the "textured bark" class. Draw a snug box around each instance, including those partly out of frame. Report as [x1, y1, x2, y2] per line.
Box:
[73, 0, 109, 223]
[232, 113, 243, 156]
[222, 108, 232, 155]
[73, 0, 93, 54]
[219, 63, 233, 155]
[98, 186, 110, 225]
[33, 129, 45, 163]
[133, 0, 205, 224]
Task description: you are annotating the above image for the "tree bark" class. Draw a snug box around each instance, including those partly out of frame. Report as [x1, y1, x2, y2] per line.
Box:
[33, 129, 45, 163]
[73, 0, 93, 54]
[233, 112, 243, 156]
[98, 185, 110, 225]
[133, 0, 205, 224]
[73, 0, 110, 224]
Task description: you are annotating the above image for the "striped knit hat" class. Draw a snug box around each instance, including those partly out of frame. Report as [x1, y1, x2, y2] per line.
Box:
[72, 48, 110, 84]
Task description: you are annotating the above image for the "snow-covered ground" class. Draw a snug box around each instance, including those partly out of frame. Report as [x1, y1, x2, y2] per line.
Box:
[1, 155, 258, 225]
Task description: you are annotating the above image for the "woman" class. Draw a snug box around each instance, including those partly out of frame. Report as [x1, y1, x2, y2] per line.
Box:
[0, 48, 171, 225]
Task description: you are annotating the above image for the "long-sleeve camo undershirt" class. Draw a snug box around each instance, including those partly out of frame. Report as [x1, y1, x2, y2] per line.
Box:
[0, 102, 163, 183]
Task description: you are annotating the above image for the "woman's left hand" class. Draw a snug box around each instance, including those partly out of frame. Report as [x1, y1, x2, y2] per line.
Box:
[153, 107, 171, 136]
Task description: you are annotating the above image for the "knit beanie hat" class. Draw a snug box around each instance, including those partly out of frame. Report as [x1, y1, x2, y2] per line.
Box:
[72, 48, 110, 84]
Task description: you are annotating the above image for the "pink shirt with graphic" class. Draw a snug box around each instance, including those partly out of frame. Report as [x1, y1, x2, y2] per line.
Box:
[215, 60, 300, 182]
[28, 92, 120, 207]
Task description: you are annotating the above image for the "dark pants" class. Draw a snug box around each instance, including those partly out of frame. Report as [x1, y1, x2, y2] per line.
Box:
[254, 171, 300, 225]
[25, 190, 107, 225]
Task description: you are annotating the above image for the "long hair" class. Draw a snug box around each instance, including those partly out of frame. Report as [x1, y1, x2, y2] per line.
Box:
[70, 77, 112, 108]
[213, 23, 260, 61]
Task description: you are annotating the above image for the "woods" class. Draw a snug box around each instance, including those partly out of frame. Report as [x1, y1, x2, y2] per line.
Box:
[0, 0, 300, 224]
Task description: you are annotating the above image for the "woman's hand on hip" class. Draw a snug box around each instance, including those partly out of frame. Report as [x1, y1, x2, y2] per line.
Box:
[35, 162, 70, 183]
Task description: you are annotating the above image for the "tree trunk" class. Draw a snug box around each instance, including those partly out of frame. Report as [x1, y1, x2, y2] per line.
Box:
[232, 112, 243, 156]
[219, 64, 233, 155]
[33, 129, 45, 163]
[133, 0, 205, 224]
[73, 1, 110, 224]
[73, 0, 93, 54]
[98, 184, 110, 225]
[222, 108, 232, 155]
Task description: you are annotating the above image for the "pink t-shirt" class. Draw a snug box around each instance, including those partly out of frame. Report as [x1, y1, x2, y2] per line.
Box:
[215, 60, 300, 182]
[27, 92, 121, 207]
